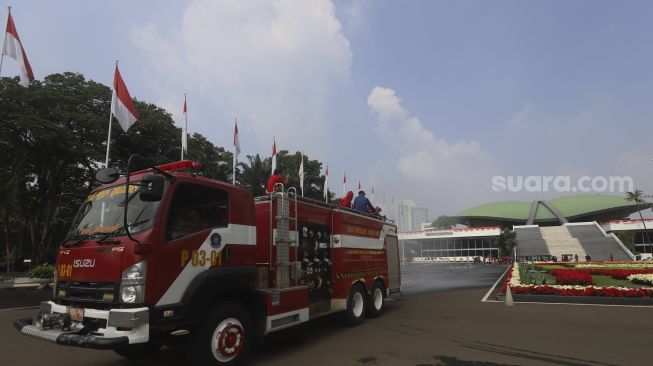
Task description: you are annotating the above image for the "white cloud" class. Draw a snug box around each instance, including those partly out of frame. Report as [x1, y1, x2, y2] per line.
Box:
[506, 102, 535, 129]
[130, 0, 352, 155]
[367, 86, 498, 215]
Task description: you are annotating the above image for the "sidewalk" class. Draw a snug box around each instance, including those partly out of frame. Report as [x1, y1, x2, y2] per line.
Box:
[0, 273, 52, 290]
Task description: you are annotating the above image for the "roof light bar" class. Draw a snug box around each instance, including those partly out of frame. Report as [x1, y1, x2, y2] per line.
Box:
[132, 160, 203, 176]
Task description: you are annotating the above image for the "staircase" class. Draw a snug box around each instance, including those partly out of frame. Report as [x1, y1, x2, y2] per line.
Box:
[515, 223, 634, 261]
[566, 224, 632, 261]
[539, 226, 586, 259]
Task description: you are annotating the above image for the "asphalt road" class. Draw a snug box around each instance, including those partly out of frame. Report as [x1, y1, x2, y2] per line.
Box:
[3, 263, 651, 366]
[0, 287, 51, 310]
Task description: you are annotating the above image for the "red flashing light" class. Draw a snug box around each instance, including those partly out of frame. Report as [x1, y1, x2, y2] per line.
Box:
[132, 160, 203, 176]
[157, 160, 203, 172]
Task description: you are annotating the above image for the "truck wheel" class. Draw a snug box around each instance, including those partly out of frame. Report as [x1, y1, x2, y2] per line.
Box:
[113, 342, 161, 359]
[367, 280, 385, 318]
[189, 301, 252, 366]
[343, 283, 367, 326]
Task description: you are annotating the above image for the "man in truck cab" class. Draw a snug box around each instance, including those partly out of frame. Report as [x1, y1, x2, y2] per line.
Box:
[168, 207, 205, 240]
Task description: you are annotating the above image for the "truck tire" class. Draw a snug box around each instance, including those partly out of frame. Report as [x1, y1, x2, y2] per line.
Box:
[343, 282, 367, 326]
[189, 301, 252, 366]
[113, 342, 162, 359]
[367, 280, 385, 318]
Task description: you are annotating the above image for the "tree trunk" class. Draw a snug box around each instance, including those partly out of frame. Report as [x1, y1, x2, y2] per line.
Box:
[2, 206, 11, 274]
[635, 201, 651, 256]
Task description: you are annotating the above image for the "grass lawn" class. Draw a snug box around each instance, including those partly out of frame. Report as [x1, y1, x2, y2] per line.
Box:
[591, 275, 649, 288]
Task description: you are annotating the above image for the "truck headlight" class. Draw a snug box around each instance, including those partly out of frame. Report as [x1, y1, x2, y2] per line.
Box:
[120, 286, 138, 303]
[120, 261, 146, 304]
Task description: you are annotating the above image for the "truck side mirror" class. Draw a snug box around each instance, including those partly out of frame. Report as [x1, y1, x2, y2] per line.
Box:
[96, 168, 119, 184]
[140, 174, 165, 202]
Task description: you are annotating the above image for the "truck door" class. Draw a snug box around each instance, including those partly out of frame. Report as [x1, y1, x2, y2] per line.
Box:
[386, 235, 401, 292]
[154, 182, 230, 306]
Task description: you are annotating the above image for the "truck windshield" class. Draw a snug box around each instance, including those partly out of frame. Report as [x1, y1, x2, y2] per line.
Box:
[66, 183, 160, 240]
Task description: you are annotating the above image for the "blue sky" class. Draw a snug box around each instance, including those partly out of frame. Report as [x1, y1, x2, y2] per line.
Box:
[3, 0, 653, 219]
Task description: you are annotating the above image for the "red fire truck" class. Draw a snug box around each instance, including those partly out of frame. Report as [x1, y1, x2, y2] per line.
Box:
[15, 160, 401, 365]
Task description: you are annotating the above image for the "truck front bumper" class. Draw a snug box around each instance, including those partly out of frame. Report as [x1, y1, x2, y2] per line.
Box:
[14, 317, 129, 349]
[14, 301, 149, 350]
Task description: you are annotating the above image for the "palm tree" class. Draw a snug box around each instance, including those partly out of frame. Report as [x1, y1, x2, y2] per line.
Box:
[626, 190, 651, 255]
[238, 154, 270, 197]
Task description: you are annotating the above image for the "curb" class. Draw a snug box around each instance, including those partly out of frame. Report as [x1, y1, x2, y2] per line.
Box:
[0, 282, 52, 290]
[497, 293, 653, 306]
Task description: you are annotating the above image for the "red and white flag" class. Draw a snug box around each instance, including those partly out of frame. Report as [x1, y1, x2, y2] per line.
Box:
[233, 118, 240, 185]
[233, 120, 241, 160]
[323, 164, 329, 201]
[181, 94, 188, 158]
[2, 9, 34, 87]
[343, 172, 347, 196]
[111, 65, 138, 131]
[271, 137, 277, 175]
[298, 151, 304, 196]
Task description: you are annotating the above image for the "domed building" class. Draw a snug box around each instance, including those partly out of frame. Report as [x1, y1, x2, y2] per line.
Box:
[453, 194, 647, 227]
[399, 194, 651, 262]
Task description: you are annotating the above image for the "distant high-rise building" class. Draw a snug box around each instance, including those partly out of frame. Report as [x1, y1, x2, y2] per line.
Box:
[397, 200, 429, 232]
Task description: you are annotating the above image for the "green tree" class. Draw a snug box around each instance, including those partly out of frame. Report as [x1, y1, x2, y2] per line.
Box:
[613, 230, 636, 253]
[237, 150, 333, 201]
[187, 133, 233, 182]
[625, 190, 652, 255]
[497, 228, 517, 257]
[238, 154, 269, 196]
[275, 150, 332, 201]
[0, 72, 234, 267]
[432, 215, 457, 229]
[1, 73, 110, 266]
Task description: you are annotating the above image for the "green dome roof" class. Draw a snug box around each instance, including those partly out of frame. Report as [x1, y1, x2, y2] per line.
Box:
[454, 194, 645, 224]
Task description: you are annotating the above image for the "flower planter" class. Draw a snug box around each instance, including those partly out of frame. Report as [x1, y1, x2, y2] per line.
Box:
[500, 262, 653, 302]
[498, 293, 653, 306]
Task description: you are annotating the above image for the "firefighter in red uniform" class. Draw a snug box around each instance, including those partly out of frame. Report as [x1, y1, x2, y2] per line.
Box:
[339, 191, 354, 208]
[267, 168, 287, 193]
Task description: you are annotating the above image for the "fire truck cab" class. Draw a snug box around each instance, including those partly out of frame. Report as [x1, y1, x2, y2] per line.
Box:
[15, 160, 401, 365]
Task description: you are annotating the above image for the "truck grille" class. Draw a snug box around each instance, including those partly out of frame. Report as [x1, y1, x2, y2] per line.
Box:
[56, 281, 120, 307]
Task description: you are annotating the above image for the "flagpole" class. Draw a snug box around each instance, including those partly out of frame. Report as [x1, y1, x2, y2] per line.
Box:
[181, 93, 187, 160]
[0, 7, 10, 77]
[105, 60, 117, 168]
[299, 151, 304, 197]
[232, 117, 237, 185]
[324, 164, 329, 203]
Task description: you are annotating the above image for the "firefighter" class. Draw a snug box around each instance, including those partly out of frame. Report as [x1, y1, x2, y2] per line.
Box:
[339, 191, 354, 208]
[353, 190, 375, 213]
[168, 207, 205, 240]
[267, 168, 287, 193]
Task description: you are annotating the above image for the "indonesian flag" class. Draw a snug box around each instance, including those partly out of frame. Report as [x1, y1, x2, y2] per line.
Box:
[181, 95, 188, 156]
[233, 120, 240, 161]
[271, 137, 277, 175]
[343, 172, 347, 196]
[323, 164, 329, 200]
[111, 65, 139, 131]
[2, 10, 34, 87]
[298, 151, 304, 196]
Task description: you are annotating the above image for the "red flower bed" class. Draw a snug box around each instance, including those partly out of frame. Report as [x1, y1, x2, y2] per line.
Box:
[500, 264, 514, 293]
[510, 285, 653, 298]
[589, 269, 653, 279]
[549, 269, 592, 285]
[501, 264, 653, 298]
